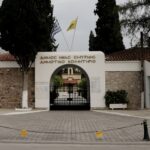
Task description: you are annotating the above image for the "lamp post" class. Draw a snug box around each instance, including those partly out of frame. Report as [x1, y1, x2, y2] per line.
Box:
[140, 32, 145, 109]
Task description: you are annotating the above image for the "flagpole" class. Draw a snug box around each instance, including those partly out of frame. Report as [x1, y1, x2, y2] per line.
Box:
[52, 19, 69, 50]
[70, 17, 78, 51]
[60, 30, 69, 50]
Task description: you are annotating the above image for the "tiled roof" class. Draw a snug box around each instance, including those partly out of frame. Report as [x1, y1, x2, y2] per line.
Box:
[106, 48, 150, 61]
[0, 53, 15, 61]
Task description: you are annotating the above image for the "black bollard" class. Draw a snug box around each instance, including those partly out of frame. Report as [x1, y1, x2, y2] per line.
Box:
[143, 120, 150, 141]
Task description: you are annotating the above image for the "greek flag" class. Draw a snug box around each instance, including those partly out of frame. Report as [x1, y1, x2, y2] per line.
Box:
[51, 19, 61, 40]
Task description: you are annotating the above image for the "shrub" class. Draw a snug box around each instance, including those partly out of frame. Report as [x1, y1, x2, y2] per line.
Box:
[105, 90, 128, 107]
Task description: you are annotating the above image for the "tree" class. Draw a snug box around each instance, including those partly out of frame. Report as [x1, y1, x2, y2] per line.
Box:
[0, 0, 55, 108]
[89, 31, 95, 51]
[119, 0, 150, 47]
[52, 75, 63, 88]
[78, 78, 87, 99]
[91, 0, 125, 54]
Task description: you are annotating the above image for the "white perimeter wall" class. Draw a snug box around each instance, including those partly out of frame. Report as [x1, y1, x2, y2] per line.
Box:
[0, 61, 34, 68]
[144, 61, 150, 108]
[0, 61, 19, 68]
[105, 61, 141, 71]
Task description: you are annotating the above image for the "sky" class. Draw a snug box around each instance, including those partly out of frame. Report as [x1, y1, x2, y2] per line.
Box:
[0, 0, 129, 52]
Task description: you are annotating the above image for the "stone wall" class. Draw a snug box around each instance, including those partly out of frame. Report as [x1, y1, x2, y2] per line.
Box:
[0, 68, 34, 108]
[106, 71, 142, 109]
[0, 68, 142, 109]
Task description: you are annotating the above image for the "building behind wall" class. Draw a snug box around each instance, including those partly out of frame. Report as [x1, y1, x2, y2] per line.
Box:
[0, 48, 150, 109]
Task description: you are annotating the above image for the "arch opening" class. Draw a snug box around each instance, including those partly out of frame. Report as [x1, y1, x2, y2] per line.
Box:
[50, 64, 90, 110]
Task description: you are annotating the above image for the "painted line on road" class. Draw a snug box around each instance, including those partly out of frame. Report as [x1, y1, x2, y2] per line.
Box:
[93, 110, 150, 120]
[1, 110, 48, 116]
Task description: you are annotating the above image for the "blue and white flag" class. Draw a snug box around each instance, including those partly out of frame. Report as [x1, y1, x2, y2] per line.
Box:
[51, 19, 61, 40]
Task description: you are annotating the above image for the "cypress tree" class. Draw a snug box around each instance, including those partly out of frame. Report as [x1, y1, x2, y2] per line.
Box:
[89, 31, 95, 51]
[93, 0, 125, 54]
[0, 0, 55, 108]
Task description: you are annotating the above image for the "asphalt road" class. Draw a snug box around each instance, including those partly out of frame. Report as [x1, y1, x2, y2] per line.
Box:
[0, 143, 150, 150]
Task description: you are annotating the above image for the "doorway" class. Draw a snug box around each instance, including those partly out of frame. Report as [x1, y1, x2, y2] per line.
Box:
[50, 64, 90, 110]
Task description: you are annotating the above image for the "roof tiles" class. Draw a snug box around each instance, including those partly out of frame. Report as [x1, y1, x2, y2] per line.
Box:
[106, 48, 150, 61]
[0, 53, 15, 61]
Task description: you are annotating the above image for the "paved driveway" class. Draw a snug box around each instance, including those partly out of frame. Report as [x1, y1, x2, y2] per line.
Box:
[0, 111, 149, 144]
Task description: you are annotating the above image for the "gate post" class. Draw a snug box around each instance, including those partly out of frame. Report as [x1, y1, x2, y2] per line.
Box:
[143, 120, 150, 141]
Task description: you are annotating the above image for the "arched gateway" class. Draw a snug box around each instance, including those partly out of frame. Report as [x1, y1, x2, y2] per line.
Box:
[50, 64, 90, 110]
[35, 52, 105, 110]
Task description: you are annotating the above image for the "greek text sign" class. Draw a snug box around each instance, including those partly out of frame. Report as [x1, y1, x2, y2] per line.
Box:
[40, 55, 96, 64]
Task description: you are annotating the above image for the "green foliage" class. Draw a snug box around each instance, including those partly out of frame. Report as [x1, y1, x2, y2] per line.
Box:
[78, 78, 87, 99]
[89, 31, 95, 51]
[105, 90, 128, 107]
[78, 78, 87, 89]
[51, 75, 63, 101]
[119, 0, 150, 47]
[0, 0, 56, 72]
[52, 75, 63, 87]
[91, 0, 124, 54]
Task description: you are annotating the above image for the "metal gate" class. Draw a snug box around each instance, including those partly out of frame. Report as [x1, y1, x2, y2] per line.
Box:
[49, 64, 90, 110]
[50, 84, 90, 110]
